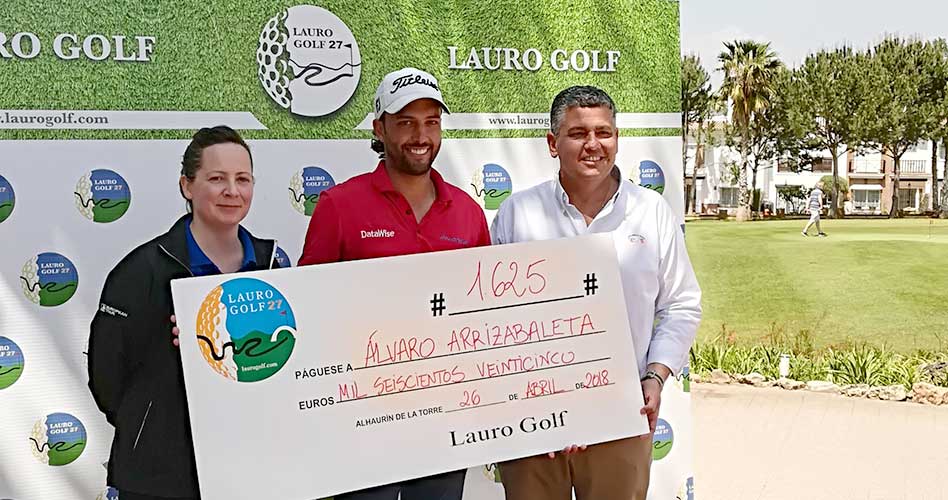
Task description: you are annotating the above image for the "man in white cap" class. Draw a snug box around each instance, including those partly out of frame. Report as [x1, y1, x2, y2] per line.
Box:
[298, 68, 490, 499]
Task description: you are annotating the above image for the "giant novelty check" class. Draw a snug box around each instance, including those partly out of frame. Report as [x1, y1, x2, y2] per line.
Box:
[171, 233, 649, 500]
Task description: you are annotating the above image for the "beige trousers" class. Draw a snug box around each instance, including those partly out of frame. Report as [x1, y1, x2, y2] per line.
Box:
[499, 435, 653, 500]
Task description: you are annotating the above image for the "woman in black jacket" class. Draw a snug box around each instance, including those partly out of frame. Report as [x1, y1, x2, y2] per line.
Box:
[88, 126, 278, 500]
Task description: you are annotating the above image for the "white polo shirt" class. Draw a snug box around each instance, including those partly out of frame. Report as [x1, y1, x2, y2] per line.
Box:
[491, 171, 702, 377]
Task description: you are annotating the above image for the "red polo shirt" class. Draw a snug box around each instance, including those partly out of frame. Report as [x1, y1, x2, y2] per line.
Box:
[299, 161, 490, 265]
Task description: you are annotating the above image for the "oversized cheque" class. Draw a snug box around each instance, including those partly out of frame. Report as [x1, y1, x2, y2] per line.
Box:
[170, 232, 649, 500]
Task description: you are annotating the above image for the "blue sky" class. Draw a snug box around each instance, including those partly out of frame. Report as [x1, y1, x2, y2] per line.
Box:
[681, 0, 948, 86]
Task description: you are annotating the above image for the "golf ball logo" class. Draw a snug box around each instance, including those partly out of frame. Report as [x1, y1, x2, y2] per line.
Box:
[20, 253, 79, 306]
[74, 169, 131, 223]
[0, 336, 24, 390]
[0, 174, 14, 224]
[652, 418, 674, 460]
[637, 160, 665, 194]
[196, 278, 297, 382]
[258, 5, 362, 117]
[30, 412, 87, 466]
[470, 163, 513, 210]
[289, 166, 335, 216]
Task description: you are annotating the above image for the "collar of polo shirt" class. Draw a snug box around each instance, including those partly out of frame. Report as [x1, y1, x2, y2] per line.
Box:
[554, 165, 624, 213]
[368, 160, 454, 206]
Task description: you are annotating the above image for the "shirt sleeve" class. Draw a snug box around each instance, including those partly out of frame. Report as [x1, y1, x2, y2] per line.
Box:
[490, 202, 509, 245]
[298, 191, 343, 266]
[646, 202, 702, 375]
[88, 258, 145, 426]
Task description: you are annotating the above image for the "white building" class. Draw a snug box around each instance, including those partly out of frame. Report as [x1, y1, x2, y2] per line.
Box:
[687, 134, 946, 216]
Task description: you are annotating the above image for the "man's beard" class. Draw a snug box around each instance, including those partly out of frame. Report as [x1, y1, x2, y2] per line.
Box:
[389, 144, 439, 176]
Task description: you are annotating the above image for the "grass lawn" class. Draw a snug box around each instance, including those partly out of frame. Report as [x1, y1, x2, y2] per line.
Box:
[685, 218, 948, 354]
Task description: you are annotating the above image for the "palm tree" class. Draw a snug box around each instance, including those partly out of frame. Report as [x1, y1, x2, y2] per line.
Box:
[681, 54, 712, 214]
[718, 40, 782, 221]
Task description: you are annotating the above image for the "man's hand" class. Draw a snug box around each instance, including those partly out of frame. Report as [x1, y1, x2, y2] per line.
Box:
[171, 315, 180, 347]
[640, 378, 662, 433]
[641, 363, 671, 433]
[547, 444, 586, 459]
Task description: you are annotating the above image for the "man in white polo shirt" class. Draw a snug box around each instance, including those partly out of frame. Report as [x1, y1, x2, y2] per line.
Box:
[491, 86, 701, 500]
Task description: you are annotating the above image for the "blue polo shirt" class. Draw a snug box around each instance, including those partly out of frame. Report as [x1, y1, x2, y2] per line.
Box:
[184, 217, 256, 276]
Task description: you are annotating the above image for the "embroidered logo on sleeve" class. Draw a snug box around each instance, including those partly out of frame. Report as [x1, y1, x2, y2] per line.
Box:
[99, 303, 128, 318]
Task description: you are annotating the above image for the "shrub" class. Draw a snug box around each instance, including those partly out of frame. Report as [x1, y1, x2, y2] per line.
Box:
[689, 331, 946, 391]
[826, 344, 889, 386]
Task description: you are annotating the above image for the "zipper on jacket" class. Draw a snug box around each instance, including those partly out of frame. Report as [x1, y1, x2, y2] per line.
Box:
[132, 401, 153, 451]
[158, 243, 194, 277]
[160, 240, 278, 273]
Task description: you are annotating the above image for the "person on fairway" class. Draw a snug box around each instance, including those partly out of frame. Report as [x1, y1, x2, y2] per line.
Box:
[802, 182, 827, 237]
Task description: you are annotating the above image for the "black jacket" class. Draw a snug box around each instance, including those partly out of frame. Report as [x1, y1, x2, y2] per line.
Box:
[87, 215, 277, 497]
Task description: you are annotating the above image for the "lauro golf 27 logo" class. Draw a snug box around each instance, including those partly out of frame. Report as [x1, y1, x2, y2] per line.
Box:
[636, 160, 666, 194]
[677, 477, 695, 500]
[258, 5, 362, 117]
[274, 247, 292, 268]
[0, 174, 14, 223]
[95, 487, 119, 500]
[470, 163, 513, 210]
[30, 412, 86, 466]
[651, 418, 674, 460]
[20, 252, 79, 306]
[0, 336, 24, 390]
[679, 365, 691, 393]
[75, 169, 131, 223]
[289, 166, 335, 216]
[196, 278, 297, 382]
[482, 463, 502, 483]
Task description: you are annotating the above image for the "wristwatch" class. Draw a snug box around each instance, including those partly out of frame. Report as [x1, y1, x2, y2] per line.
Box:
[641, 370, 665, 388]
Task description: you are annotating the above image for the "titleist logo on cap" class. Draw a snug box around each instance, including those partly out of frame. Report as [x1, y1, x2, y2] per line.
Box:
[391, 74, 440, 94]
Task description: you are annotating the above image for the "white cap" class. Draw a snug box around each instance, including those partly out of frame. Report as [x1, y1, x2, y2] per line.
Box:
[373, 67, 450, 120]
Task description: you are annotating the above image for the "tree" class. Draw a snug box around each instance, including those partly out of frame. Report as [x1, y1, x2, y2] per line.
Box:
[789, 47, 866, 218]
[768, 73, 822, 177]
[856, 38, 940, 217]
[745, 108, 779, 213]
[718, 40, 783, 221]
[942, 180, 948, 218]
[692, 97, 727, 213]
[923, 39, 948, 213]
[776, 184, 808, 214]
[681, 54, 712, 214]
[745, 68, 799, 212]
[819, 175, 849, 213]
[931, 136, 940, 211]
